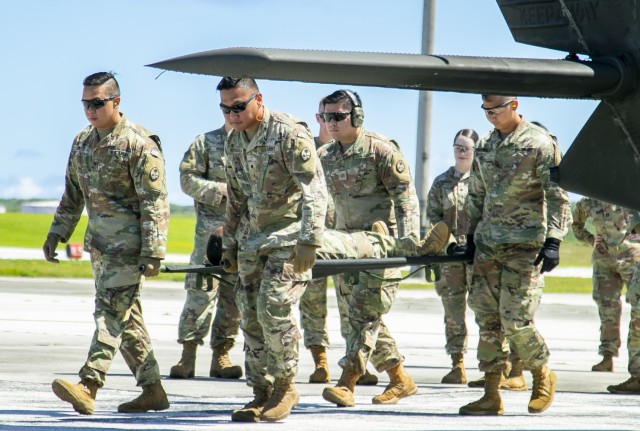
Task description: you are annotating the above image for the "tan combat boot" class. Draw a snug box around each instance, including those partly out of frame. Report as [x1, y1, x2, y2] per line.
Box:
[417, 221, 451, 255]
[231, 385, 273, 422]
[459, 372, 504, 415]
[169, 341, 197, 379]
[210, 340, 243, 379]
[356, 368, 379, 386]
[117, 380, 170, 413]
[308, 345, 330, 383]
[372, 363, 418, 404]
[607, 376, 640, 394]
[528, 365, 557, 413]
[371, 220, 390, 235]
[52, 378, 99, 415]
[442, 353, 467, 384]
[503, 357, 527, 391]
[322, 365, 361, 407]
[592, 354, 614, 372]
[260, 378, 300, 422]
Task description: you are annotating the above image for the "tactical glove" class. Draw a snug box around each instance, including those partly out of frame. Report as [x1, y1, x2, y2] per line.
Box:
[289, 244, 317, 273]
[534, 238, 561, 274]
[424, 263, 442, 283]
[139, 256, 162, 277]
[43, 233, 62, 263]
[463, 234, 476, 264]
[221, 249, 238, 273]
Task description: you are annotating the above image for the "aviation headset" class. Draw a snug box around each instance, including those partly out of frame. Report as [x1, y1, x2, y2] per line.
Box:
[341, 90, 365, 127]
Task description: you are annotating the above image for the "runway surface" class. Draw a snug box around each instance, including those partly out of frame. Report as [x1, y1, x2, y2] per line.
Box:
[0, 276, 636, 430]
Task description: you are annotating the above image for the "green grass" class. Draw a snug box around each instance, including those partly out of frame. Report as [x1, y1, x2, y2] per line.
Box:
[0, 213, 196, 254]
[0, 259, 188, 282]
[0, 212, 595, 293]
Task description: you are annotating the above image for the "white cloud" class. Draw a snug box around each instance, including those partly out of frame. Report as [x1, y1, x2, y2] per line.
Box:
[0, 177, 49, 199]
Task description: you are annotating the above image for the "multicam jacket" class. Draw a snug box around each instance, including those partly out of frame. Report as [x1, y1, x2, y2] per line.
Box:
[467, 118, 571, 245]
[223, 107, 327, 251]
[49, 113, 169, 258]
[180, 125, 228, 225]
[317, 128, 420, 239]
[427, 166, 469, 244]
[572, 197, 640, 258]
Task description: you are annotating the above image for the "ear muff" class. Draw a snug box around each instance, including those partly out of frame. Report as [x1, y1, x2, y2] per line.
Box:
[342, 90, 365, 127]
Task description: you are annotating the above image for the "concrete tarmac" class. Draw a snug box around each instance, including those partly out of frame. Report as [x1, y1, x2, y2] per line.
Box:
[1, 276, 637, 430]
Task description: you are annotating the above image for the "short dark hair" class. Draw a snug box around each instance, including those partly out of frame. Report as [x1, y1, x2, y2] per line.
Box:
[83, 72, 120, 97]
[322, 90, 362, 111]
[216, 77, 259, 92]
[453, 128, 479, 144]
[481, 94, 517, 104]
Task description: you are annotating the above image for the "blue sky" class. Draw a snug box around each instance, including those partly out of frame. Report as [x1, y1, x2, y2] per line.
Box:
[0, 0, 597, 205]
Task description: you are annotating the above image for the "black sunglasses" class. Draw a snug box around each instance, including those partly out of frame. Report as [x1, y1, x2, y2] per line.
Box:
[320, 112, 351, 122]
[219, 93, 258, 114]
[81, 96, 117, 110]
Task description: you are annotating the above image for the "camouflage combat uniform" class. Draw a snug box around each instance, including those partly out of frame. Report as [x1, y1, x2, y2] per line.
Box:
[177, 126, 241, 349]
[223, 107, 327, 387]
[299, 137, 335, 349]
[427, 166, 472, 355]
[318, 129, 420, 374]
[48, 113, 169, 388]
[467, 119, 570, 373]
[572, 198, 640, 357]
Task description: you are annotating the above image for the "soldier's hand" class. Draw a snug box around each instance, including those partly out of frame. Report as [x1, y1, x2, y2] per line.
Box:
[534, 238, 561, 273]
[424, 263, 442, 282]
[139, 256, 162, 277]
[43, 233, 61, 263]
[463, 234, 476, 264]
[288, 244, 317, 273]
[221, 249, 238, 273]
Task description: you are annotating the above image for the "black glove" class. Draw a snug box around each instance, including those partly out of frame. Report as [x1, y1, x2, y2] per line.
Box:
[424, 263, 442, 283]
[447, 243, 465, 255]
[534, 238, 561, 273]
[463, 234, 476, 264]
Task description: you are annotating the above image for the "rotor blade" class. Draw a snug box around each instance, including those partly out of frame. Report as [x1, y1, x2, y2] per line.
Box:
[162, 254, 469, 279]
[555, 99, 640, 211]
[147, 48, 628, 99]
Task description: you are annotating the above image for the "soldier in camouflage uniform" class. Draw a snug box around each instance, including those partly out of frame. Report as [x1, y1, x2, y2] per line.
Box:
[608, 247, 640, 393]
[300, 98, 333, 383]
[426, 128, 478, 385]
[572, 197, 640, 372]
[317, 90, 421, 408]
[217, 77, 328, 423]
[43, 72, 170, 415]
[169, 122, 242, 380]
[459, 95, 571, 416]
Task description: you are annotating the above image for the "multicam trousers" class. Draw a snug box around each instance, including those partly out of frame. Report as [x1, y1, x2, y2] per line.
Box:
[80, 252, 160, 388]
[236, 246, 309, 387]
[468, 241, 548, 373]
[435, 261, 472, 355]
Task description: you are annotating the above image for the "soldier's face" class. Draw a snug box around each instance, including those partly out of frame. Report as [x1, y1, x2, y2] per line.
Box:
[220, 87, 262, 132]
[453, 136, 475, 164]
[481, 96, 518, 132]
[324, 101, 358, 143]
[82, 85, 120, 130]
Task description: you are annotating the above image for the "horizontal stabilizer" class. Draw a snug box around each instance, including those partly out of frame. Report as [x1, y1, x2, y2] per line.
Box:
[556, 99, 640, 210]
[498, 0, 640, 57]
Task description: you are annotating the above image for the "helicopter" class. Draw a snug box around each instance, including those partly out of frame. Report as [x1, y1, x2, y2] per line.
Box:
[149, 0, 640, 213]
